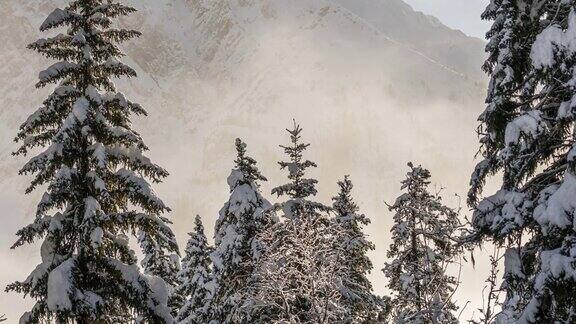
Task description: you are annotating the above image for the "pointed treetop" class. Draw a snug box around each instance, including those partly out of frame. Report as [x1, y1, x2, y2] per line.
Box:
[187, 215, 209, 250]
[401, 162, 431, 192]
[176, 215, 214, 324]
[272, 120, 319, 200]
[210, 140, 274, 322]
[180, 215, 210, 278]
[234, 138, 267, 185]
[194, 214, 204, 232]
[39, 1, 139, 32]
[331, 175, 381, 321]
[332, 175, 372, 226]
[332, 175, 358, 216]
[384, 163, 460, 323]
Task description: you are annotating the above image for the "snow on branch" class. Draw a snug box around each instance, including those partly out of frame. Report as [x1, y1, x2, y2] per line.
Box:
[40, 8, 79, 31]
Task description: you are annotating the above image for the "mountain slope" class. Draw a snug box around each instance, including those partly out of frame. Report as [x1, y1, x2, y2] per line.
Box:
[332, 0, 486, 82]
[0, 0, 486, 142]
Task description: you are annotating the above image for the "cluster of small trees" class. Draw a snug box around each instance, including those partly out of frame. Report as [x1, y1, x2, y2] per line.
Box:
[135, 115, 467, 324]
[171, 125, 464, 324]
[9, 0, 576, 323]
[174, 125, 388, 323]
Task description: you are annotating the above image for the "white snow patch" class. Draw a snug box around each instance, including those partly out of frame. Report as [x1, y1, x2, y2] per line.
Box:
[41, 8, 74, 30]
[39, 62, 77, 82]
[91, 227, 104, 248]
[47, 258, 75, 311]
[534, 172, 576, 232]
[227, 169, 244, 190]
[504, 111, 545, 146]
[531, 9, 576, 69]
[72, 97, 90, 123]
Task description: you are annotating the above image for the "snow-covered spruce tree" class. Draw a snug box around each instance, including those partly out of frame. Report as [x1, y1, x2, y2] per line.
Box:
[383, 163, 460, 324]
[331, 176, 384, 322]
[467, 1, 576, 322]
[209, 138, 274, 323]
[139, 230, 183, 317]
[6, 1, 178, 322]
[238, 122, 344, 323]
[176, 215, 215, 324]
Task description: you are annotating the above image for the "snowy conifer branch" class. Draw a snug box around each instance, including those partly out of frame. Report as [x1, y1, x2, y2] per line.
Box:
[468, 2, 576, 321]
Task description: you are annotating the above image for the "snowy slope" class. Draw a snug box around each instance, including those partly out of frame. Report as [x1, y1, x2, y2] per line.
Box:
[332, 0, 486, 82]
[0, 0, 486, 143]
[0, 0, 488, 320]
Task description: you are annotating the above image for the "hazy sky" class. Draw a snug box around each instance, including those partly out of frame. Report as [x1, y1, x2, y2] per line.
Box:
[404, 0, 491, 38]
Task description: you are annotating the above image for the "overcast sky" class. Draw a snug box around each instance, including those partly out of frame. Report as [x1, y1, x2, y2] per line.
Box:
[404, 0, 491, 38]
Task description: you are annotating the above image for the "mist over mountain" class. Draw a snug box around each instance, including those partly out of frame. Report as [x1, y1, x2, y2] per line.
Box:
[332, 0, 486, 81]
[0, 0, 489, 320]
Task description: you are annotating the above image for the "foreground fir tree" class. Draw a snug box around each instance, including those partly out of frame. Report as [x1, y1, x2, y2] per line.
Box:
[7, 1, 177, 322]
[468, 1, 576, 322]
[239, 122, 343, 323]
[383, 163, 460, 323]
[176, 215, 215, 324]
[210, 138, 274, 323]
[332, 176, 385, 322]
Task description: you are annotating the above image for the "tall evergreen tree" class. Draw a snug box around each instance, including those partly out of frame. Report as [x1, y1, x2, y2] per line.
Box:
[468, 1, 576, 322]
[6, 1, 177, 322]
[210, 138, 274, 323]
[239, 122, 343, 323]
[383, 163, 460, 324]
[176, 215, 215, 324]
[331, 176, 384, 322]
